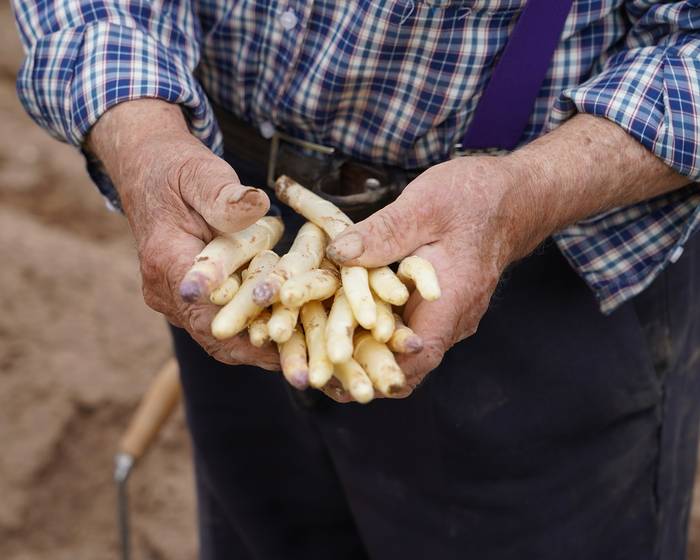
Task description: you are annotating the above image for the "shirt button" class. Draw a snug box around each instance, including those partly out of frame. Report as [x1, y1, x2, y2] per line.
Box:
[670, 246, 684, 263]
[280, 8, 298, 30]
[260, 120, 276, 139]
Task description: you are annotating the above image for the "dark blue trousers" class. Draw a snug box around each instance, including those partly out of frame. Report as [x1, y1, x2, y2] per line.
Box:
[173, 158, 700, 560]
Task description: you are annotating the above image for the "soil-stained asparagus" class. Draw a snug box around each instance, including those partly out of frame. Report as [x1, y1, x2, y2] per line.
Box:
[300, 301, 334, 388]
[274, 176, 353, 240]
[209, 272, 242, 305]
[334, 359, 374, 404]
[278, 327, 309, 390]
[180, 217, 283, 303]
[325, 289, 357, 364]
[279, 259, 340, 308]
[398, 255, 441, 301]
[368, 266, 409, 306]
[354, 331, 406, 395]
[210, 251, 279, 339]
[267, 303, 300, 344]
[248, 309, 271, 348]
[252, 222, 326, 306]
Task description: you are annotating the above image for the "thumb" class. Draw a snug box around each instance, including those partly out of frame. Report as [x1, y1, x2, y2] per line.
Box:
[178, 156, 270, 233]
[326, 191, 435, 267]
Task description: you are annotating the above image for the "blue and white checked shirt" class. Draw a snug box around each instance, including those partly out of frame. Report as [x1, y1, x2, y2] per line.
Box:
[11, 0, 700, 312]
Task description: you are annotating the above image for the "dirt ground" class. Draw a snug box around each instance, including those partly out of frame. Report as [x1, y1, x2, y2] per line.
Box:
[3, 2, 700, 559]
[0, 3, 195, 559]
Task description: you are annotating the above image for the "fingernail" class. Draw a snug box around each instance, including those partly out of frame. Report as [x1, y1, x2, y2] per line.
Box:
[405, 335, 424, 354]
[227, 186, 259, 204]
[327, 231, 364, 263]
[179, 273, 207, 303]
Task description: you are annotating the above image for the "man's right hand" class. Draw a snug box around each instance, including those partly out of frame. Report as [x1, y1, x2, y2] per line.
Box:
[88, 99, 280, 369]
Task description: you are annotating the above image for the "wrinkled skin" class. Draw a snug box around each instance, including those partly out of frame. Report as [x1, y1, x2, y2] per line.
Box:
[324, 115, 687, 402]
[321, 156, 524, 402]
[89, 100, 686, 400]
[89, 99, 279, 369]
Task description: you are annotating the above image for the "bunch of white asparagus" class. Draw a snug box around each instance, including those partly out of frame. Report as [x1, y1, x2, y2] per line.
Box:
[179, 176, 440, 403]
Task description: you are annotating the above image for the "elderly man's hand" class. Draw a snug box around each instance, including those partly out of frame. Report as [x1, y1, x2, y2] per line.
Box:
[326, 114, 690, 399]
[88, 99, 280, 369]
[326, 155, 541, 394]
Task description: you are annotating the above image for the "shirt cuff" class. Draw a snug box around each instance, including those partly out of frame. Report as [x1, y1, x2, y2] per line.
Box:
[548, 46, 700, 180]
[16, 21, 223, 209]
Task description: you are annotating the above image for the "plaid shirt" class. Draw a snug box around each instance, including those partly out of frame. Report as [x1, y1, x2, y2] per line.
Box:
[11, 0, 700, 313]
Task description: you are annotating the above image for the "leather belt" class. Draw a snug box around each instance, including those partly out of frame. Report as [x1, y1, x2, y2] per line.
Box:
[212, 103, 423, 222]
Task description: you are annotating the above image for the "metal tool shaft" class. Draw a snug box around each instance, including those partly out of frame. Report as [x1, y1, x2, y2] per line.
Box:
[114, 358, 181, 560]
[114, 452, 135, 560]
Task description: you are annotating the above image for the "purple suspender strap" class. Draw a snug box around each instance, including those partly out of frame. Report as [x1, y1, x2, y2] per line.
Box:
[460, 0, 575, 151]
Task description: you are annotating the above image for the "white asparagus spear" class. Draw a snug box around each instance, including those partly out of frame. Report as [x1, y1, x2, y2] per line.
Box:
[325, 289, 357, 364]
[341, 266, 376, 330]
[397, 255, 441, 301]
[252, 222, 326, 306]
[354, 331, 406, 396]
[368, 266, 409, 306]
[387, 314, 424, 354]
[300, 301, 334, 388]
[279, 259, 340, 308]
[180, 217, 283, 303]
[267, 303, 300, 344]
[209, 272, 242, 305]
[333, 359, 374, 404]
[278, 328, 309, 390]
[248, 309, 271, 348]
[274, 175, 353, 240]
[210, 251, 279, 339]
[371, 295, 395, 343]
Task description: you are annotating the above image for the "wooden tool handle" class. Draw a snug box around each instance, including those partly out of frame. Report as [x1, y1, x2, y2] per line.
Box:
[119, 357, 182, 460]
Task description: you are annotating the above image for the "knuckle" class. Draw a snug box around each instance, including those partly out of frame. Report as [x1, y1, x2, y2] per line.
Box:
[169, 152, 236, 214]
[374, 210, 404, 255]
[168, 155, 205, 192]
[167, 154, 212, 210]
[421, 195, 451, 237]
[186, 305, 211, 334]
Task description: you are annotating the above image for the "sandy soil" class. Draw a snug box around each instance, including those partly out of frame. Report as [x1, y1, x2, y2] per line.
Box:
[2, 2, 700, 559]
[0, 3, 195, 559]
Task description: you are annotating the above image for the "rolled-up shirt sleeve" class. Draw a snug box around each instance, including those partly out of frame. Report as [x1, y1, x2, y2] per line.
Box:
[548, 0, 700, 313]
[12, 0, 222, 208]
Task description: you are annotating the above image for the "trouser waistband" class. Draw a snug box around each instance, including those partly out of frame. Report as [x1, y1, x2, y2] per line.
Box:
[211, 102, 423, 222]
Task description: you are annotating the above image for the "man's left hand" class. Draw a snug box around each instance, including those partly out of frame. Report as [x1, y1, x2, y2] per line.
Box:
[325, 114, 688, 401]
[326, 155, 544, 396]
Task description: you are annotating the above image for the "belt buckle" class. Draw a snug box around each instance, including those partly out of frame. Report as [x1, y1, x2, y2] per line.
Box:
[266, 130, 336, 189]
